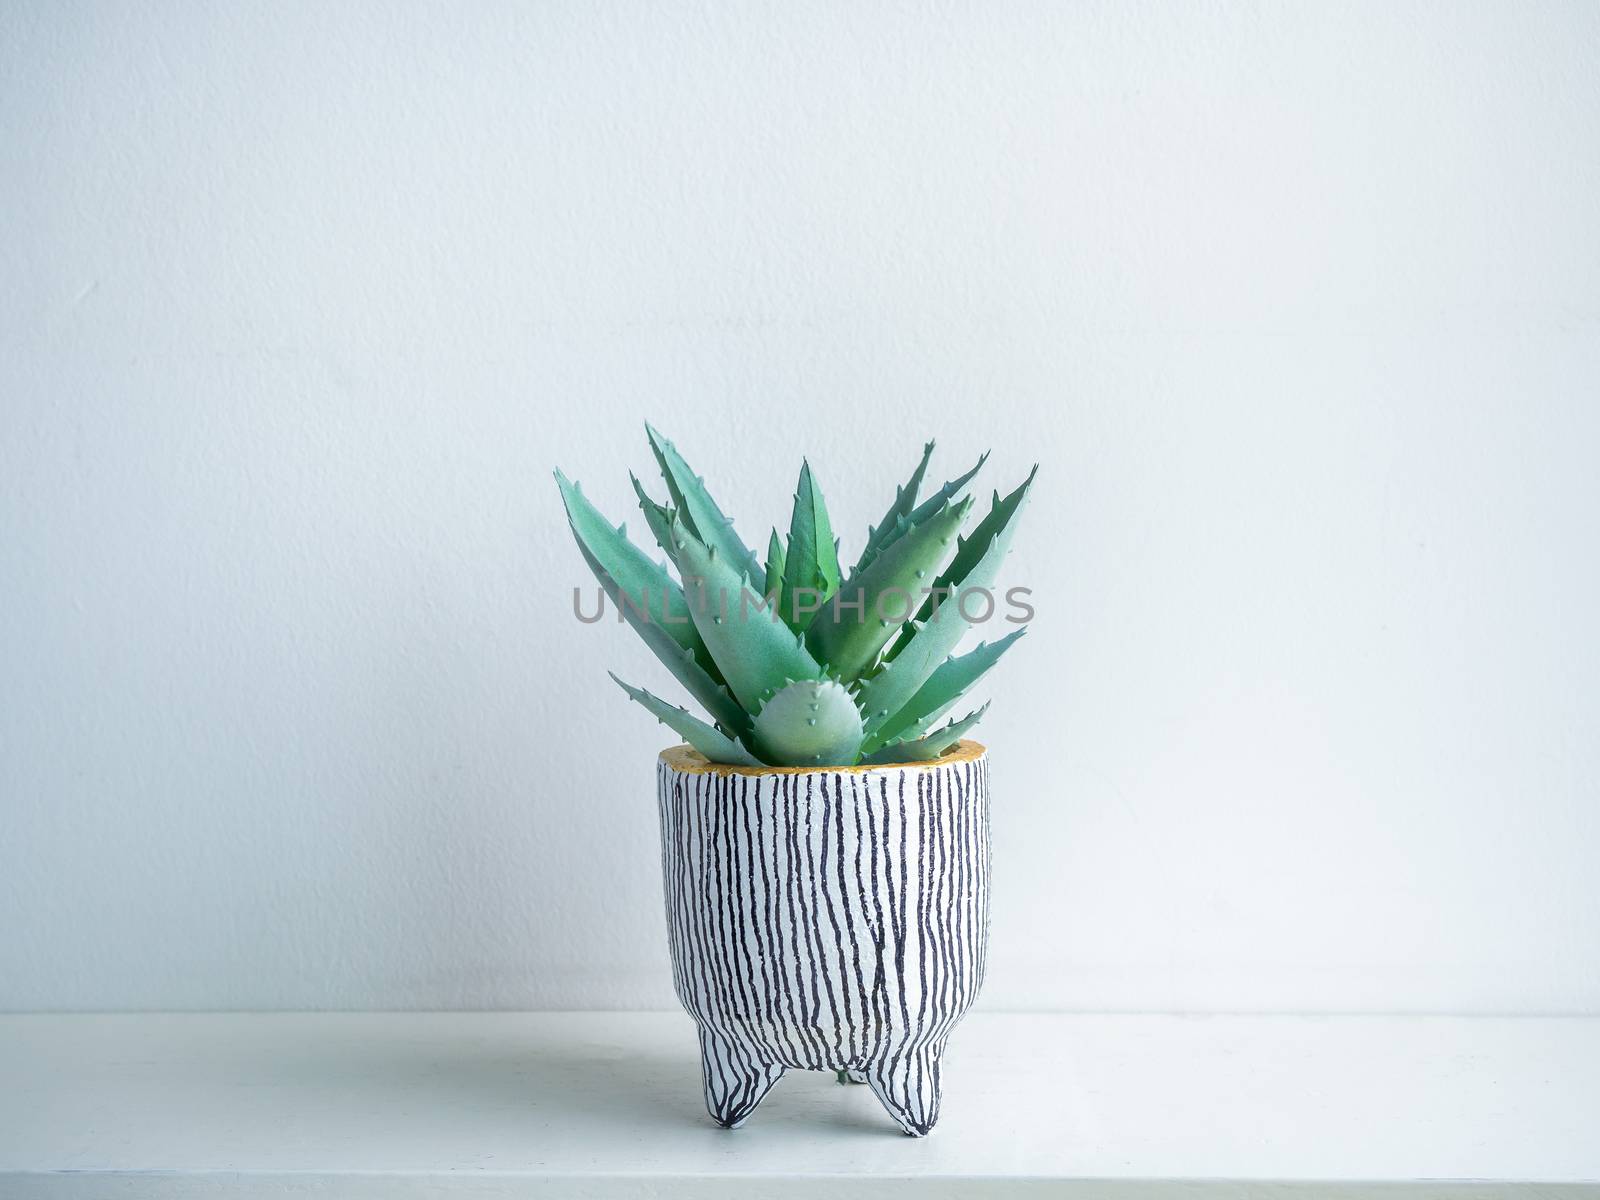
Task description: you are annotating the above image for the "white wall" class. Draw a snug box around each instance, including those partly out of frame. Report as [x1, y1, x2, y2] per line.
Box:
[3, 1, 1597, 1014]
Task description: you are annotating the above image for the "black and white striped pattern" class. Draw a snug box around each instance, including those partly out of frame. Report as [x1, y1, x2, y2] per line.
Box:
[656, 744, 991, 1136]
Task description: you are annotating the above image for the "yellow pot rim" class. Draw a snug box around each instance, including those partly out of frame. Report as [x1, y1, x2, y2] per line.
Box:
[659, 738, 986, 777]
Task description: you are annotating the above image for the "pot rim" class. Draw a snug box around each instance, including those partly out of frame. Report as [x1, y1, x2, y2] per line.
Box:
[659, 738, 986, 777]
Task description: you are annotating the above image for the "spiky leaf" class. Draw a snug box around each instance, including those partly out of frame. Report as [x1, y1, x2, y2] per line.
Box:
[781, 461, 841, 630]
[751, 679, 865, 766]
[906, 451, 989, 527]
[764, 528, 786, 616]
[555, 470, 701, 663]
[629, 472, 678, 564]
[862, 628, 1024, 754]
[556, 471, 746, 732]
[583, 555, 748, 734]
[854, 450, 988, 576]
[611, 674, 763, 766]
[860, 703, 989, 765]
[888, 465, 1037, 660]
[807, 496, 972, 681]
[855, 471, 1032, 737]
[645, 424, 763, 586]
[858, 439, 934, 571]
[670, 514, 823, 712]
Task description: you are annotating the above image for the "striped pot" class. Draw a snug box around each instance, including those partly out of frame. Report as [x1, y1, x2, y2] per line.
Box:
[656, 739, 991, 1137]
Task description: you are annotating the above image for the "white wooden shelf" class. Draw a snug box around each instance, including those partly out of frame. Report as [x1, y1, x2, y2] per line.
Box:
[2, 1012, 1596, 1197]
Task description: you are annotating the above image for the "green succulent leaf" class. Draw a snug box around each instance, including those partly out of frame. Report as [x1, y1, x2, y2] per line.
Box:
[556, 471, 746, 732]
[628, 472, 679, 565]
[807, 496, 973, 681]
[589, 574, 748, 736]
[854, 450, 988, 576]
[781, 461, 842, 630]
[855, 470, 1033, 737]
[751, 679, 865, 767]
[561, 432, 1033, 771]
[857, 439, 934, 579]
[860, 703, 989, 765]
[764, 528, 787, 615]
[906, 450, 989, 526]
[888, 465, 1037, 660]
[669, 513, 823, 712]
[555, 469, 701, 661]
[862, 628, 1024, 754]
[645, 424, 763, 587]
[611, 674, 763, 766]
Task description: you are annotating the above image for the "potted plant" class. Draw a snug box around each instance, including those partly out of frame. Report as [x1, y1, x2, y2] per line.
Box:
[556, 426, 1033, 1136]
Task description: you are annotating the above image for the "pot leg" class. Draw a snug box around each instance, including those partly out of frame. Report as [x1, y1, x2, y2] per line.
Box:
[697, 1027, 786, 1129]
[866, 1041, 945, 1137]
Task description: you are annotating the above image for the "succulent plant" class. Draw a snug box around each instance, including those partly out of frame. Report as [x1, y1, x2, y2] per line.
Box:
[555, 425, 1034, 767]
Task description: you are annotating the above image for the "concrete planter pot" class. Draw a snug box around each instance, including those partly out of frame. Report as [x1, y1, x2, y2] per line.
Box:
[656, 739, 991, 1136]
